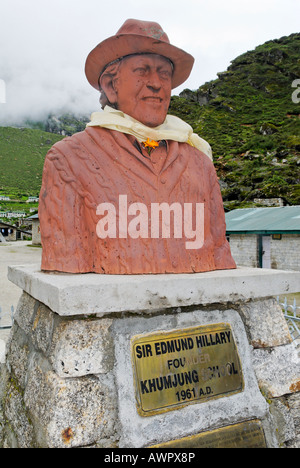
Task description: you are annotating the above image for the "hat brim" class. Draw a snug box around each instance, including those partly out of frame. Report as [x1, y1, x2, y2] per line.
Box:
[85, 34, 194, 90]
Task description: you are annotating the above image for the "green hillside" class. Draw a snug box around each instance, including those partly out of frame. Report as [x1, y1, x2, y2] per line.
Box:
[0, 127, 63, 194]
[169, 33, 300, 208]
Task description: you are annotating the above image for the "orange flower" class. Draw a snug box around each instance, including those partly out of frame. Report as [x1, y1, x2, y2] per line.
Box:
[142, 138, 159, 153]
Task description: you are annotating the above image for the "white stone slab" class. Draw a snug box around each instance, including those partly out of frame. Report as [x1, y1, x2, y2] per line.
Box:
[7, 264, 300, 317]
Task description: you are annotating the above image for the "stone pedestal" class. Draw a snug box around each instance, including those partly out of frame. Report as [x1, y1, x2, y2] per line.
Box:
[1, 265, 300, 448]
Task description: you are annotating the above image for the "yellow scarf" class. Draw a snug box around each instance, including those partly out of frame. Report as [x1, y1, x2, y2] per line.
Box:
[86, 106, 213, 161]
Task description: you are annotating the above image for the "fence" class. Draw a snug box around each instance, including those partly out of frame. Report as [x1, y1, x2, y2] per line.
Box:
[0, 305, 14, 330]
[277, 297, 300, 346]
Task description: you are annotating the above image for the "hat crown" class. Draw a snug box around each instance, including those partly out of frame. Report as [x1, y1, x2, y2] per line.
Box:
[116, 19, 170, 43]
[85, 18, 194, 91]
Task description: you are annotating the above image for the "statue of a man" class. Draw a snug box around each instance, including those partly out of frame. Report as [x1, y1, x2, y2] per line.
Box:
[39, 19, 236, 274]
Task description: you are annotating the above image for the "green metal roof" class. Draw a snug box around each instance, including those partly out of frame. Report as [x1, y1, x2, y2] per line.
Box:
[225, 206, 300, 234]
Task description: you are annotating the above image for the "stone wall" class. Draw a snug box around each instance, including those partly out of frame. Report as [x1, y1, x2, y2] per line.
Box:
[253, 198, 284, 207]
[0, 293, 117, 448]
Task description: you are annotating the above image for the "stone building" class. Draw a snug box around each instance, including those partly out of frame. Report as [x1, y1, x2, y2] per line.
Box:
[0, 222, 17, 241]
[226, 206, 300, 271]
[0, 221, 31, 242]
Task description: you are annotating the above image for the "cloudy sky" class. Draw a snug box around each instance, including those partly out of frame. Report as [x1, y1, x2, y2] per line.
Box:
[0, 0, 299, 124]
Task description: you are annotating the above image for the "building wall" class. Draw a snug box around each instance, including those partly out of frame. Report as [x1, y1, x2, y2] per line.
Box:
[270, 234, 300, 271]
[229, 234, 300, 271]
[229, 234, 259, 268]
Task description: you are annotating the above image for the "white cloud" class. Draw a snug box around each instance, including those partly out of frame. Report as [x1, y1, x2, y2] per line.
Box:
[0, 79, 5, 104]
[0, 0, 299, 124]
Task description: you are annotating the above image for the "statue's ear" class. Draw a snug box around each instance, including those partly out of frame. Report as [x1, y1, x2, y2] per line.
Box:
[100, 74, 118, 105]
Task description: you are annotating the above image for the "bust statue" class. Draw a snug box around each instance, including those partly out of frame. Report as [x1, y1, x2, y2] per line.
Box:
[38, 19, 236, 274]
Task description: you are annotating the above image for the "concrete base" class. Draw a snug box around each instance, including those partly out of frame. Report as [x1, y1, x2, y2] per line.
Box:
[0, 265, 300, 448]
[7, 264, 300, 316]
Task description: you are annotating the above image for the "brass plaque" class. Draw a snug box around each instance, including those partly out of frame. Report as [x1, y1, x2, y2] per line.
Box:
[150, 420, 267, 448]
[131, 323, 244, 417]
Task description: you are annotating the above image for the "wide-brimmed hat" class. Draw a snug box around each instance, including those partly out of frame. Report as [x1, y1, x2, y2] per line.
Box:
[85, 19, 194, 90]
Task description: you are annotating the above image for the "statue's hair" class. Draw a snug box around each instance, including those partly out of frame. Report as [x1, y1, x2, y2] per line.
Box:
[98, 59, 122, 109]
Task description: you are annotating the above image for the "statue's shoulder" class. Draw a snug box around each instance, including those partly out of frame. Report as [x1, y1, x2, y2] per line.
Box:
[47, 126, 110, 158]
[181, 141, 214, 170]
[49, 128, 90, 152]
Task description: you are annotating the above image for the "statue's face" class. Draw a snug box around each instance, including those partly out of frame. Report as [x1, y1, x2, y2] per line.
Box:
[108, 54, 173, 127]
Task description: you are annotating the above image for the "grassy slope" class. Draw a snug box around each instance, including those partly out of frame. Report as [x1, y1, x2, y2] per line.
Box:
[0, 127, 63, 195]
[169, 33, 300, 208]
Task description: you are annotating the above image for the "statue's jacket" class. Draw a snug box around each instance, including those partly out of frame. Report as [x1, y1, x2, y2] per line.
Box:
[39, 126, 236, 274]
